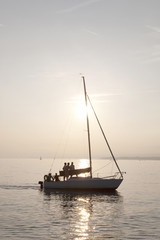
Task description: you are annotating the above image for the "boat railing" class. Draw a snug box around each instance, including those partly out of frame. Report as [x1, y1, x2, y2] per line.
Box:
[103, 175, 118, 179]
[103, 171, 125, 179]
[114, 171, 126, 178]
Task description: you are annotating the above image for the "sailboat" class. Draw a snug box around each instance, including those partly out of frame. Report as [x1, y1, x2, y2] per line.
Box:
[39, 77, 124, 191]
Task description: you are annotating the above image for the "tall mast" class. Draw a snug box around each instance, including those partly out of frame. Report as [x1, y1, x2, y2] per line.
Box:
[82, 76, 92, 178]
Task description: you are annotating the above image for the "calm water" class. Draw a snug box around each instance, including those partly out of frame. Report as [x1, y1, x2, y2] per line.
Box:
[0, 158, 160, 239]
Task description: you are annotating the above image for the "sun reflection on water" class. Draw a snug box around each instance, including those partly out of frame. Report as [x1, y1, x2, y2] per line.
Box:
[74, 198, 91, 240]
[43, 190, 122, 240]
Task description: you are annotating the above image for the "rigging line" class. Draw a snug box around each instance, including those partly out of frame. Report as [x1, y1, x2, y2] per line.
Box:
[92, 160, 112, 174]
[48, 158, 55, 173]
[87, 94, 123, 179]
[50, 78, 83, 171]
[48, 123, 68, 173]
[48, 133, 65, 172]
[49, 82, 80, 170]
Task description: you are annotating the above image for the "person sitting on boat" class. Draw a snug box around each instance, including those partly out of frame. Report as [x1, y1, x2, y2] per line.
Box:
[54, 173, 60, 182]
[47, 173, 53, 182]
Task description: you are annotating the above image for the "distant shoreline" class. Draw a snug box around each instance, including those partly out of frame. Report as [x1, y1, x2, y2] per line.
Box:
[114, 157, 160, 160]
[0, 157, 160, 160]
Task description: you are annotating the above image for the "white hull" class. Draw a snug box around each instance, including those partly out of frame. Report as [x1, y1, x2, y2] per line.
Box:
[43, 177, 123, 191]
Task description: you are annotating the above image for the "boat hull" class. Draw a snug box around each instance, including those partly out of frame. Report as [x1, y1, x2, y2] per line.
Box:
[43, 177, 123, 191]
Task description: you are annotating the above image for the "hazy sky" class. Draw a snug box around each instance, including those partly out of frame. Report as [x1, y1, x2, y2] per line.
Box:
[0, 0, 160, 158]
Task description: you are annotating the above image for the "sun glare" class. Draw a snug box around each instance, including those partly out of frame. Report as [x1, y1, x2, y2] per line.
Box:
[75, 96, 86, 119]
[75, 95, 92, 120]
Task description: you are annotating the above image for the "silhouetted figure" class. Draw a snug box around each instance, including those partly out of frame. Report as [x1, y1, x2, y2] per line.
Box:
[47, 173, 53, 182]
[63, 162, 67, 181]
[70, 162, 75, 170]
[54, 173, 60, 182]
[70, 162, 75, 177]
[66, 163, 70, 180]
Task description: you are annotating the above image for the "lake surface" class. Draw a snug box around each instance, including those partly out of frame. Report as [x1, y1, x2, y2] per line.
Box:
[0, 158, 160, 239]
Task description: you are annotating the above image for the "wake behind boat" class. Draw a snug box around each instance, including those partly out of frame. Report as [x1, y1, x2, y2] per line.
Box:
[39, 77, 124, 191]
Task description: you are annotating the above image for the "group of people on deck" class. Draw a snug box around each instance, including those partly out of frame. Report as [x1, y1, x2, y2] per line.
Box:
[45, 162, 75, 182]
[63, 162, 75, 180]
[47, 172, 60, 182]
